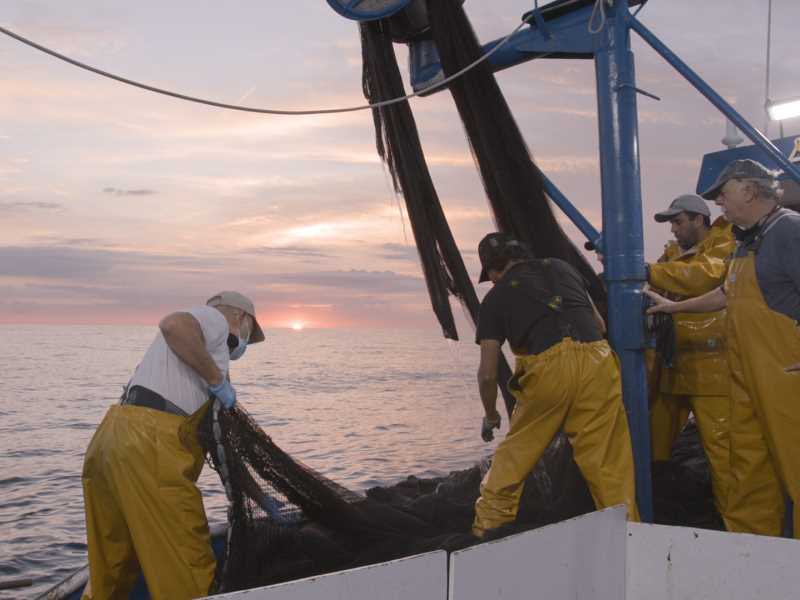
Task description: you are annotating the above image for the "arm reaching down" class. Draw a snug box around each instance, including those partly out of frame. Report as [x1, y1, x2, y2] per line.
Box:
[477, 339, 502, 441]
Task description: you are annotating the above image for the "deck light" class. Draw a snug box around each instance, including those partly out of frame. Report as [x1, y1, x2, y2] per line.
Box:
[767, 97, 800, 121]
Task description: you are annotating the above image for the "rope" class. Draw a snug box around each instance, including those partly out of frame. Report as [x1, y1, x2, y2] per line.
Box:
[588, 0, 608, 34]
[0, 11, 535, 117]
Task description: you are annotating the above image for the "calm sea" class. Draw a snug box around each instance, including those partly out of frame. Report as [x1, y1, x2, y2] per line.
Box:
[0, 325, 501, 598]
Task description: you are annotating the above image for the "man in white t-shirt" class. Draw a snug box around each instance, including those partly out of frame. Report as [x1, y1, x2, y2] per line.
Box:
[81, 291, 265, 600]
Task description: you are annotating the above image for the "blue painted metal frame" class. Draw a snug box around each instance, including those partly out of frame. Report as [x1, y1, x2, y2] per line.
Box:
[334, 0, 800, 523]
[592, 1, 652, 520]
[628, 15, 800, 186]
[483, 5, 596, 71]
[697, 136, 800, 194]
[410, 5, 595, 94]
[541, 174, 601, 247]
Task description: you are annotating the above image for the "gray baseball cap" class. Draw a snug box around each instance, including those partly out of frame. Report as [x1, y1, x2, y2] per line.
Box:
[700, 158, 777, 200]
[207, 291, 265, 343]
[654, 194, 710, 223]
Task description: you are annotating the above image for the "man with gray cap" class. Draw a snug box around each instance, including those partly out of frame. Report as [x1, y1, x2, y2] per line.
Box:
[646, 193, 734, 524]
[81, 291, 264, 599]
[646, 159, 800, 538]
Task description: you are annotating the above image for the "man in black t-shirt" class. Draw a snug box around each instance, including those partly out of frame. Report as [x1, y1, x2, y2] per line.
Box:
[472, 232, 639, 537]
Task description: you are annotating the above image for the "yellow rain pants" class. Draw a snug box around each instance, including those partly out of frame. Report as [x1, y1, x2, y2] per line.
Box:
[647, 349, 690, 461]
[81, 403, 215, 600]
[472, 338, 640, 537]
[724, 253, 800, 538]
[649, 391, 689, 461]
[655, 393, 730, 516]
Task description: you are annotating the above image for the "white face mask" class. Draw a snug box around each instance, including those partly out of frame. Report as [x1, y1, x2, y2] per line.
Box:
[228, 316, 252, 361]
[229, 335, 247, 360]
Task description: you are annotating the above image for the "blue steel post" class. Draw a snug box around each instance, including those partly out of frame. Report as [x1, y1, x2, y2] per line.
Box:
[594, 3, 653, 520]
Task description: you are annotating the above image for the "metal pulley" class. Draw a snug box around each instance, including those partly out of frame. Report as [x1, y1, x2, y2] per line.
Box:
[327, 0, 463, 42]
[326, 0, 413, 22]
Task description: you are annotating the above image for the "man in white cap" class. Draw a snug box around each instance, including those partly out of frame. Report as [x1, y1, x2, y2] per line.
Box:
[646, 194, 734, 525]
[647, 159, 800, 538]
[81, 291, 264, 599]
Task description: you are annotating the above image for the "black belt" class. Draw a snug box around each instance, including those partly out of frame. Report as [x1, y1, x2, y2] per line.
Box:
[122, 385, 188, 417]
[517, 332, 603, 357]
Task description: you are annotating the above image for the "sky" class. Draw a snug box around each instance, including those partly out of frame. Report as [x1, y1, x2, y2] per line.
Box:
[0, 0, 797, 332]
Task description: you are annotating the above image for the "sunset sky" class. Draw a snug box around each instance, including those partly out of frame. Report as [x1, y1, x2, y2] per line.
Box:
[0, 0, 797, 331]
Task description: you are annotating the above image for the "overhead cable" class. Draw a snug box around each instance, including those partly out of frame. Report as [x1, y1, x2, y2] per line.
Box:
[0, 12, 534, 116]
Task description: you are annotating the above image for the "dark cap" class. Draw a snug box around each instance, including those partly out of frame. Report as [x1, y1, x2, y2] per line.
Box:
[478, 232, 525, 283]
[654, 194, 710, 222]
[700, 159, 777, 200]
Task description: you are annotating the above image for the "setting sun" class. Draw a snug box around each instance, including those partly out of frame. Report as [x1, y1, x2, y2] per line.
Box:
[290, 322, 304, 331]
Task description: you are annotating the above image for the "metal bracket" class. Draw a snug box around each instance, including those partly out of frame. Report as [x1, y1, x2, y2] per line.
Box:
[616, 82, 661, 101]
[529, 8, 553, 40]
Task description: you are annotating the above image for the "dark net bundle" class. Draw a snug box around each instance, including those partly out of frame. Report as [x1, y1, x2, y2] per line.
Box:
[196, 403, 633, 593]
[195, 404, 718, 593]
[361, 18, 456, 342]
[427, 0, 608, 315]
[360, 19, 518, 415]
[197, 404, 479, 594]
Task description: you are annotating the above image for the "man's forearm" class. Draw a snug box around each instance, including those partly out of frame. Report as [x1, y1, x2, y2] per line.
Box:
[671, 286, 727, 313]
[478, 377, 499, 419]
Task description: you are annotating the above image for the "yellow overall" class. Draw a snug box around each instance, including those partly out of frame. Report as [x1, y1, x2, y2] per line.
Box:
[648, 217, 734, 517]
[724, 252, 800, 537]
[472, 338, 640, 537]
[81, 402, 215, 600]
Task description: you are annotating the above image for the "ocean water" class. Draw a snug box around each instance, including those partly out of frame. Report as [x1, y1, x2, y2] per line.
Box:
[0, 325, 502, 598]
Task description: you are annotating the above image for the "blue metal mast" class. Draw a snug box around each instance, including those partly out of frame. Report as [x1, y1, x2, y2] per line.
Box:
[594, 1, 652, 520]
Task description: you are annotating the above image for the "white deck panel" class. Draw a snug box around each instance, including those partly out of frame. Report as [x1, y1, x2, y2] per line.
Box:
[626, 522, 800, 600]
[204, 550, 447, 600]
[448, 506, 627, 600]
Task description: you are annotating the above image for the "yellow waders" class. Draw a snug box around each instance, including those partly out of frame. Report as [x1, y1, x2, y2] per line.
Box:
[724, 253, 800, 537]
[648, 219, 734, 517]
[472, 338, 640, 537]
[648, 391, 689, 461]
[647, 349, 690, 462]
[81, 403, 215, 600]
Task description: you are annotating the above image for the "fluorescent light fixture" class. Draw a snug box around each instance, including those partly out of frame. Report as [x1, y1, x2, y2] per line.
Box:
[767, 97, 800, 121]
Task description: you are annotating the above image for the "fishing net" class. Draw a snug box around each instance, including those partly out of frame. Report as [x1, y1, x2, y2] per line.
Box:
[426, 0, 608, 315]
[192, 1, 718, 594]
[197, 403, 599, 594]
[196, 401, 718, 594]
[360, 18, 518, 415]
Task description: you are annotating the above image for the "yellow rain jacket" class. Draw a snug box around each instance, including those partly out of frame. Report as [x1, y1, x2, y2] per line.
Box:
[648, 216, 734, 397]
